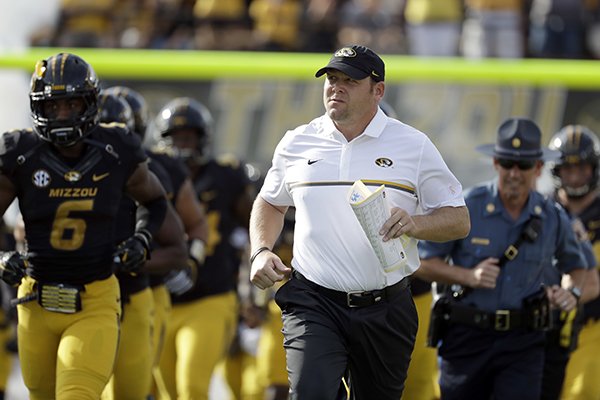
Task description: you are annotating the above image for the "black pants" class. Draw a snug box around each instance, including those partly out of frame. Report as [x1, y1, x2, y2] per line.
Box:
[274, 276, 417, 400]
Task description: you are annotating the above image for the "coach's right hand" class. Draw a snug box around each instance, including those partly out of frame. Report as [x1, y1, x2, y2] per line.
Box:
[250, 249, 291, 290]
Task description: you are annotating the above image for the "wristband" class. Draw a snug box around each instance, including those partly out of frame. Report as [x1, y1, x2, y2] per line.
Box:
[569, 286, 582, 303]
[250, 247, 271, 264]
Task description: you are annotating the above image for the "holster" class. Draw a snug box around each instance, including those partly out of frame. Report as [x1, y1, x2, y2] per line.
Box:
[522, 287, 552, 331]
[426, 295, 452, 348]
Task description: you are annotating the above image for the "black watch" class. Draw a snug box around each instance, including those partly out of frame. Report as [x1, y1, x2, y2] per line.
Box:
[569, 287, 582, 303]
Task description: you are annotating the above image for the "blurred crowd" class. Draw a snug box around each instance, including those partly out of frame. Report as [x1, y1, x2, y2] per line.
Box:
[28, 0, 600, 59]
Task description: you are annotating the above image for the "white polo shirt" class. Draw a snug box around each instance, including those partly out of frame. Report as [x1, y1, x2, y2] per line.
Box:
[260, 108, 465, 292]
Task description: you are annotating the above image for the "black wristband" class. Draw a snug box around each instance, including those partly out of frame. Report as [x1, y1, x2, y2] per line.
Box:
[250, 247, 271, 264]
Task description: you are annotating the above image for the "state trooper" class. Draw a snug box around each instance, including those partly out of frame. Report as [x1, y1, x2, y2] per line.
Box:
[416, 117, 588, 400]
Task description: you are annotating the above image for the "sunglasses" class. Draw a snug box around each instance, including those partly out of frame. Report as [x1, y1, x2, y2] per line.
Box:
[497, 158, 537, 170]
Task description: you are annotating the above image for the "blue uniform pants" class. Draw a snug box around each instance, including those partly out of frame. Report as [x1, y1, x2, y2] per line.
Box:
[439, 324, 545, 400]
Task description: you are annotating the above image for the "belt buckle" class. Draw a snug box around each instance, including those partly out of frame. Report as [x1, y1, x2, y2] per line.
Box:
[38, 283, 82, 314]
[347, 291, 365, 308]
[495, 309, 510, 331]
[346, 290, 383, 307]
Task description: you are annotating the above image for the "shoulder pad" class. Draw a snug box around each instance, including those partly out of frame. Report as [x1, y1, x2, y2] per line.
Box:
[216, 153, 241, 168]
[0, 129, 40, 170]
[99, 121, 131, 132]
[150, 146, 177, 158]
[93, 124, 139, 144]
[0, 129, 27, 156]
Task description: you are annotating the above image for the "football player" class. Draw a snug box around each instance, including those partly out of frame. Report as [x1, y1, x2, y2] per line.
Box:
[550, 125, 600, 400]
[0, 53, 167, 399]
[104, 86, 210, 397]
[153, 97, 253, 399]
[96, 92, 187, 400]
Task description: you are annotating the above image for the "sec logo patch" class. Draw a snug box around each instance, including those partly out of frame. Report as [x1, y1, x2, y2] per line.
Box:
[32, 169, 51, 188]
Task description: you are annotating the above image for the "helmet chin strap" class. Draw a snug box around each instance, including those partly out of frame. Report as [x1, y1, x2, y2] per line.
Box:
[565, 183, 591, 199]
[172, 147, 209, 166]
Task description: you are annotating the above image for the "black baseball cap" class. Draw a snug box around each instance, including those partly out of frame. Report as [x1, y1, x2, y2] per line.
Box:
[315, 45, 385, 82]
[476, 117, 560, 161]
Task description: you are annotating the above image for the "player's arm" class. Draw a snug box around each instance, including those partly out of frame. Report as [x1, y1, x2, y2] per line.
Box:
[114, 164, 169, 273]
[0, 175, 17, 215]
[126, 162, 168, 236]
[0, 174, 26, 285]
[175, 177, 208, 246]
[174, 178, 208, 265]
[233, 183, 255, 229]
[581, 268, 600, 303]
[143, 201, 187, 274]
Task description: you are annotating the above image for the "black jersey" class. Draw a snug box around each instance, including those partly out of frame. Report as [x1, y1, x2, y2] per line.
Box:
[579, 195, 600, 321]
[147, 151, 187, 204]
[145, 151, 185, 288]
[0, 126, 146, 285]
[172, 157, 251, 303]
[114, 149, 175, 297]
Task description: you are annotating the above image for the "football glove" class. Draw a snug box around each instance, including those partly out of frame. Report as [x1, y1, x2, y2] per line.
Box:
[113, 229, 152, 273]
[164, 258, 199, 295]
[0, 251, 28, 286]
[188, 239, 206, 264]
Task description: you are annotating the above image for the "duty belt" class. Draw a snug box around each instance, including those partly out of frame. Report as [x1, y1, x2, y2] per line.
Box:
[293, 270, 408, 308]
[448, 303, 527, 331]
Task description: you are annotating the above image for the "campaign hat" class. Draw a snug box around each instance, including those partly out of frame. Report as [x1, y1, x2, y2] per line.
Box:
[476, 117, 560, 161]
[315, 45, 385, 82]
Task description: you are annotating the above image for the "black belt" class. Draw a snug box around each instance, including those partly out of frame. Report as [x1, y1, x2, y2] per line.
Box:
[449, 303, 527, 331]
[293, 270, 408, 308]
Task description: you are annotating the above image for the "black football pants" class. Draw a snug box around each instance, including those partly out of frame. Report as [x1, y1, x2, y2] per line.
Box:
[275, 276, 417, 400]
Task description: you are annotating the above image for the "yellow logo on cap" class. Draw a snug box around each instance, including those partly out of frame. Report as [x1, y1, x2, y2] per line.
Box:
[371, 71, 380, 77]
[512, 138, 521, 148]
[335, 48, 356, 58]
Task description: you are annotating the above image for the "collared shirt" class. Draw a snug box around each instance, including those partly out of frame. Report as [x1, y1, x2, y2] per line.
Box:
[260, 108, 465, 292]
[419, 180, 586, 311]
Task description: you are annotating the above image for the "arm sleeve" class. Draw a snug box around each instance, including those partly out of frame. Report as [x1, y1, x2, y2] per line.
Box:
[260, 131, 294, 206]
[416, 137, 465, 213]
